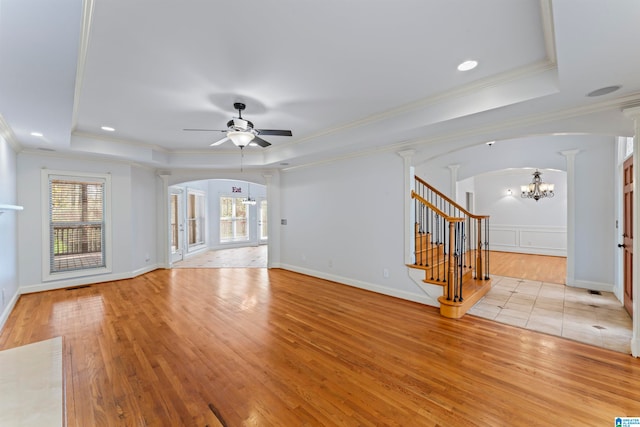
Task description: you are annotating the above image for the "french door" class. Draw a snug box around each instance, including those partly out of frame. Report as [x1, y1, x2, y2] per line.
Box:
[258, 198, 268, 243]
[170, 190, 185, 263]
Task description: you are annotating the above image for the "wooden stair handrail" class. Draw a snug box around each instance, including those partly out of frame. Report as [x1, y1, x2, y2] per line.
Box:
[411, 191, 464, 223]
[414, 175, 488, 220]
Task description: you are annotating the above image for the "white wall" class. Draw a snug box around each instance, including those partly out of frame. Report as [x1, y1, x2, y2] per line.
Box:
[0, 136, 19, 328]
[279, 150, 431, 303]
[573, 141, 616, 287]
[17, 152, 152, 292]
[473, 169, 567, 226]
[131, 165, 158, 274]
[473, 169, 567, 256]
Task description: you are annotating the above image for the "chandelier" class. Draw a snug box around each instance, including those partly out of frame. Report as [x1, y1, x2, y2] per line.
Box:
[242, 183, 257, 206]
[521, 170, 554, 201]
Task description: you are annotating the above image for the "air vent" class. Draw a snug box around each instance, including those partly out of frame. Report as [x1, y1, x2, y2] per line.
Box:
[66, 285, 91, 291]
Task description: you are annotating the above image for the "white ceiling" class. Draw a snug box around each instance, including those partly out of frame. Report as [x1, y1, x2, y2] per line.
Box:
[1, 0, 640, 170]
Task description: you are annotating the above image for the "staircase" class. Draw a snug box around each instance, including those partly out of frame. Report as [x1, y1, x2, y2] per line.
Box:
[408, 176, 492, 318]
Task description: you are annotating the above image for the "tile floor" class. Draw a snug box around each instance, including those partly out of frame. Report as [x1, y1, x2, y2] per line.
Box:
[172, 245, 267, 268]
[468, 275, 633, 354]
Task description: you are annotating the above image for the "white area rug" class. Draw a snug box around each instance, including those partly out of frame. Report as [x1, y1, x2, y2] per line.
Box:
[0, 337, 63, 426]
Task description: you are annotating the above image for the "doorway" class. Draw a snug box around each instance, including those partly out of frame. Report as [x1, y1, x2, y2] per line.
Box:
[169, 179, 268, 268]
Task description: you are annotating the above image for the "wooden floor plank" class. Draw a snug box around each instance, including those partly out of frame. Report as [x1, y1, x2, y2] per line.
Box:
[488, 250, 567, 284]
[1, 267, 638, 426]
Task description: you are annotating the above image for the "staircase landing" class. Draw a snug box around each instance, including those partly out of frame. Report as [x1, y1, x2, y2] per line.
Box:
[408, 263, 492, 318]
[438, 276, 492, 319]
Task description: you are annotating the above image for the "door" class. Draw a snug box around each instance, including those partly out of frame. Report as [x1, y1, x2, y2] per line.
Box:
[170, 191, 185, 263]
[622, 156, 633, 315]
[258, 198, 268, 243]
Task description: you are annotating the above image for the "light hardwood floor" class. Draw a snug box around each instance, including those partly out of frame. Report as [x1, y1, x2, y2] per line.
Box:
[1, 268, 639, 426]
[488, 251, 567, 284]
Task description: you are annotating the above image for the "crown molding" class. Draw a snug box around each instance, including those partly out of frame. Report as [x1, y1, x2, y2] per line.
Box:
[70, 0, 95, 131]
[269, 59, 558, 156]
[0, 114, 22, 152]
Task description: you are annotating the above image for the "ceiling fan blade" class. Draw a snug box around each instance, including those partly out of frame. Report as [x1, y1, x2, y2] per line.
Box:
[252, 136, 271, 147]
[184, 128, 227, 132]
[210, 136, 229, 146]
[256, 129, 292, 137]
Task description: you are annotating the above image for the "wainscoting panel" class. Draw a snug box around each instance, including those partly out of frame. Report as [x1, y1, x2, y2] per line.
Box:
[489, 225, 567, 256]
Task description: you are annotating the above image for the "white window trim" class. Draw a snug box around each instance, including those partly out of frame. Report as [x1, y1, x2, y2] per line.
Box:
[186, 188, 207, 252]
[41, 170, 113, 282]
[219, 194, 250, 244]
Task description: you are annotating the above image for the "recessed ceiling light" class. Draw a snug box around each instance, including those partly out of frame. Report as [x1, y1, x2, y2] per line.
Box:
[457, 60, 478, 71]
[30, 132, 43, 137]
[101, 126, 115, 132]
[486, 141, 495, 146]
[586, 85, 621, 97]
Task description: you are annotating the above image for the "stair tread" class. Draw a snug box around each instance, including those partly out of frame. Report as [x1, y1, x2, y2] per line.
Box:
[438, 276, 492, 319]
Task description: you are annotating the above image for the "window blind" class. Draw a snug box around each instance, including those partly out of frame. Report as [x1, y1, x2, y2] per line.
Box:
[49, 177, 106, 273]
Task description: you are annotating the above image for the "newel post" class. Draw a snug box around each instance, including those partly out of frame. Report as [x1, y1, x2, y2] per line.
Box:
[446, 220, 456, 300]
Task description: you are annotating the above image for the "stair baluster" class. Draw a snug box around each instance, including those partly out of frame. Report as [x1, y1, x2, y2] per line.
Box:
[410, 175, 492, 318]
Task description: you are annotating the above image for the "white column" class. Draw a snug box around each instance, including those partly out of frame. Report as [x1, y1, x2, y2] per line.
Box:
[623, 106, 640, 357]
[560, 150, 579, 288]
[398, 150, 415, 265]
[447, 164, 460, 201]
[263, 172, 280, 268]
[157, 171, 171, 268]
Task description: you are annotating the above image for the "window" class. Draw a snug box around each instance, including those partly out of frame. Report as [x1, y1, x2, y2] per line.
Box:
[42, 171, 111, 280]
[260, 199, 268, 241]
[220, 196, 248, 242]
[187, 190, 206, 248]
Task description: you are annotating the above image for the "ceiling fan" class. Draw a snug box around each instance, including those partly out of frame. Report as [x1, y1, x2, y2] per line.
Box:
[184, 102, 292, 148]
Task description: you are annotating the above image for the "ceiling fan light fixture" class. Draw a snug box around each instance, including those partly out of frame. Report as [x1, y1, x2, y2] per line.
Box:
[227, 131, 255, 147]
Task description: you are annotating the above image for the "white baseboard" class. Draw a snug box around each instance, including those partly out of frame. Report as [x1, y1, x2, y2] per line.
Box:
[131, 264, 162, 277]
[490, 245, 567, 257]
[0, 288, 20, 333]
[20, 263, 162, 295]
[566, 278, 614, 294]
[278, 263, 433, 306]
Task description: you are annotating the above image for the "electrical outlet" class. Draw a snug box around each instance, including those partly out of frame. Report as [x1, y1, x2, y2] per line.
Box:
[383, 268, 389, 278]
[328, 259, 333, 268]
